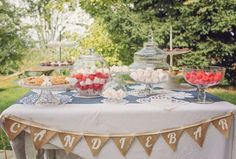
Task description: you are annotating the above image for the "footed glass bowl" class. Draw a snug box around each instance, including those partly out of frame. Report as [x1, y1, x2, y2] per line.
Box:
[183, 66, 225, 104]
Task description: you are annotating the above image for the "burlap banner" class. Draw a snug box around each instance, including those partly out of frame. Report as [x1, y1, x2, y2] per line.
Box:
[137, 134, 159, 156]
[212, 114, 233, 138]
[58, 132, 82, 154]
[112, 136, 134, 156]
[162, 129, 183, 151]
[30, 126, 56, 150]
[186, 122, 209, 147]
[84, 135, 109, 156]
[3, 118, 27, 141]
[1, 112, 234, 157]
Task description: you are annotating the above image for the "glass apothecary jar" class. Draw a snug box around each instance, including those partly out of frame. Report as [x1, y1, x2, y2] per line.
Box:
[102, 75, 128, 104]
[129, 35, 169, 70]
[71, 49, 110, 97]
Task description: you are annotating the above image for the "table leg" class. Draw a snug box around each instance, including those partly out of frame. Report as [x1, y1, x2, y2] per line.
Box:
[44, 149, 56, 159]
[36, 149, 45, 159]
[11, 131, 26, 159]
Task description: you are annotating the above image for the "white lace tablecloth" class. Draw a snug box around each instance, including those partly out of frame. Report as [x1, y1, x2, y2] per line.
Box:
[1, 90, 236, 159]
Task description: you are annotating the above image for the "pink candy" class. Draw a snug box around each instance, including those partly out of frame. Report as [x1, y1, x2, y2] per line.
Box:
[184, 70, 224, 85]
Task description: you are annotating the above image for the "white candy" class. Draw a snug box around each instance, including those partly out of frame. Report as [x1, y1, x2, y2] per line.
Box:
[130, 72, 138, 80]
[100, 79, 106, 84]
[122, 66, 129, 72]
[103, 88, 126, 99]
[156, 69, 163, 74]
[151, 71, 158, 78]
[85, 79, 93, 85]
[80, 81, 85, 86]
[130, 68, 168, 84]
[137, 69, 144, 75]
[138, 75, 145, 82]
[146, 67, 154, 71]
[152, 78, 160, 83]
[143, 70, 151, 77]
[103, 68, 110, 74]
[159, 72, 169, 82]
[94, 77, 100, 84]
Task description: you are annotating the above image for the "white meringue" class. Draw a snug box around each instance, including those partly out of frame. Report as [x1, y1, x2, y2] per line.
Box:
[100, 79, 106, 84]
[94, 77, 100, 84]
[159, 72, 169, 82]
[130, 72, 138, 80]
[80, 81, 85, 86]
[85, 79, 93, 85]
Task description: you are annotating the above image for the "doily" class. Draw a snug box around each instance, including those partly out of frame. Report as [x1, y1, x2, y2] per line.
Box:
[20, 94, 72, 105]
[137, 95, 189, 111]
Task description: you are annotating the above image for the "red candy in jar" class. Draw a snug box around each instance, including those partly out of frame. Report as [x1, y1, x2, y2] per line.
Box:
[184, 69, 224, 85]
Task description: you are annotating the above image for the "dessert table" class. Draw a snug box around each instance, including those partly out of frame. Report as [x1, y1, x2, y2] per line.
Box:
[1, 87, 236, 159]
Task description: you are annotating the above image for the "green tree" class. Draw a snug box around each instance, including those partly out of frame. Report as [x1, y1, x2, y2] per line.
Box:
[80, 0, 236, 84]
[80, 19, 122, 66]
[0, 0, 28, 74]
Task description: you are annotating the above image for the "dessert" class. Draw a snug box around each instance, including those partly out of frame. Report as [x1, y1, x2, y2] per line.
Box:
[23, 76, 70, 86]
[50, 76, 69, 85]
[130, 68, 169, 83]
[24, 77, 44, 86]
[184, 70, 224, 85]
[72, 68, 110, 95]
[40, 61, 74, 67]
[110, 66, 130, 73]
[102, 88, 127, 100]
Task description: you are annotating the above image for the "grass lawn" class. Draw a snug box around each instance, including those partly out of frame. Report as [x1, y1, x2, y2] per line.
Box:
[208, 87, 236, 105]
[0, 78, 29, 112]
[0, 77, 29, 150]
[0, 77, 235, 150]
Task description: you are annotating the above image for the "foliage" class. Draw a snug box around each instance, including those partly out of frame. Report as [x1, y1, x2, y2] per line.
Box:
[0, 0, 28, 74]
[80, 19, 122, 66]
[80, 0, 236, 84]
[0, 77, 29, 149]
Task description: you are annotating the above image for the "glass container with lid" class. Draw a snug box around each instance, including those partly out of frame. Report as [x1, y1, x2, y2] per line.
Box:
[130, 32, 169, 70]
[71, 49, 110, 97]
[102, 74, 128, 104]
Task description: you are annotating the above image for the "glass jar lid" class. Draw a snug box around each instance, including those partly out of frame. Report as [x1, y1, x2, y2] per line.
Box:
[130, 32, 169, 70]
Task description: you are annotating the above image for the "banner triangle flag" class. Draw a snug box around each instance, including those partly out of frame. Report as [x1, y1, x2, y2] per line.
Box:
[30, 126, 56, 150]
[212, 114, 233, 138]
[137, 134, 159, 156]
[186, 122, 210, 147]
[161, 129, 183, 151]
[112, 136, 134, 156]
[58, 132, 82, 154]
[84, 135, 109, 156]
[3, 118, 27, 141]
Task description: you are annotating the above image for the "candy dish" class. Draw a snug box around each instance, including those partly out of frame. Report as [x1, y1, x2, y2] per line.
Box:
[72, 68, 110, 97]
[101, 73, 128, 103]
[18, 76, 74, 105]
[183, 66, 225, 104]
[102, 88, 127, 100]
[129, 68, 169, 96]
[71, 50, 111, 97]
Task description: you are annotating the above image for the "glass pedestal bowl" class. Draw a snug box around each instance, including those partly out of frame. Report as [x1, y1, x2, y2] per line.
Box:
[101, 75, 128, 104]
[183, 66, 225, 104]
[71, 49, 110, 98]
[129, 68, 169, 97]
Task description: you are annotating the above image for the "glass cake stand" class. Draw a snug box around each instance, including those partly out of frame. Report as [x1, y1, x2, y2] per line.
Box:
[18, 80, 72, 105]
